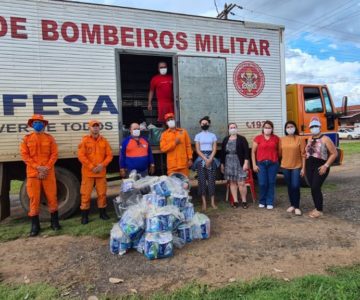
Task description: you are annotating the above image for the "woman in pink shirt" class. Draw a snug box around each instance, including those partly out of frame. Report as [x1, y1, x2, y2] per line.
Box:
[252, 120, 280, 209]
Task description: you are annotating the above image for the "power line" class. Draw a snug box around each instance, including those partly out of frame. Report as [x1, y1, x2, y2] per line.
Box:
[214, 0, 219, 14]
[231, 4, 360, 45]
[287, 0, 358, 38]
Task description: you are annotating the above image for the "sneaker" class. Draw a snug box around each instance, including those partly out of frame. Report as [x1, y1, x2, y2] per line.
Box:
[258, 204, 265, 208]
[267, 205, 274, 210]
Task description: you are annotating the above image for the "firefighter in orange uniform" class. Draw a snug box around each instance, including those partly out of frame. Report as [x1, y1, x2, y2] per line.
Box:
[160, 113, 193, 176]
[78, 120, 113, 224]
[20, 114, 61, 237]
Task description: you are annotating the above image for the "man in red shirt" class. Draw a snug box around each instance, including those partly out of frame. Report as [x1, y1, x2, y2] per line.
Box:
[148, 61, 174, 123]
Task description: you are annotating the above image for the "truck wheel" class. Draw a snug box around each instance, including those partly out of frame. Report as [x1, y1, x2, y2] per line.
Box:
[347, 135, 353, 140]
[20, 167, 80, 221]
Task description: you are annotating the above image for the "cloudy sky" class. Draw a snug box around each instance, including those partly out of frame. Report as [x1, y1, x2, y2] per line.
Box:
[75, 0, 360, 106]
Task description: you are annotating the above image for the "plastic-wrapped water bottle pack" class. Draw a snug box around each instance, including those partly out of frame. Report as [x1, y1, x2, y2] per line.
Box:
[110, 171, 210, 260]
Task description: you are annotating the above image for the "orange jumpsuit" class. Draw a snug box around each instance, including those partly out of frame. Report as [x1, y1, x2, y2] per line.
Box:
[20, 132, 58, 217]
[160, 128, 193, 176]
[78, 135, 113, 210]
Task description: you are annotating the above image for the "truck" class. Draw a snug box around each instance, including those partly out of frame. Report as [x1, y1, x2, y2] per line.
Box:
[0, 0, 343, 220]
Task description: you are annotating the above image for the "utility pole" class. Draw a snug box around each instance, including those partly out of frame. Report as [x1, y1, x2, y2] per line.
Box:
[216, 3, 237, 19]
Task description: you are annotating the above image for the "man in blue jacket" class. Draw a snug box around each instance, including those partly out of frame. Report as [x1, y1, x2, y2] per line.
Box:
[120, 123, 155, 177]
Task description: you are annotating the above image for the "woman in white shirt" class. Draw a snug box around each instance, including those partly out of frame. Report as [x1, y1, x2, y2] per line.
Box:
[194, 116, 218, 211]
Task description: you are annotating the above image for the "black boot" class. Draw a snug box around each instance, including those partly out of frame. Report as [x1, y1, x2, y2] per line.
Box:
[99, 208, 110, 220]
[29, 215, 40, 237]
[50, 211, 62, 231]
[81, 210, 89, 225]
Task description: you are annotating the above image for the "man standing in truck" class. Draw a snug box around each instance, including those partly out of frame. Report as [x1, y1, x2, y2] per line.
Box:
[147, 61, 174, 123]
[78, 120, 113, 224]
[20, 114, 61, 237]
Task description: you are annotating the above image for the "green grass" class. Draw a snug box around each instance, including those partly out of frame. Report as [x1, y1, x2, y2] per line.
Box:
[1, 264, 359, 300]
[0, 211, 116, 242]
[340, 141, 360, 155]
[10, 180, 23, 195]
[149, 264, 360, 300]
[0, 282, 60, 300]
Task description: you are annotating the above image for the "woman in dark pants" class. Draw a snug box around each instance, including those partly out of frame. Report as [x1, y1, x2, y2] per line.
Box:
[221, 123, 250, 208]
[305, 117, 337, 218]
[194, 116, 218, 211]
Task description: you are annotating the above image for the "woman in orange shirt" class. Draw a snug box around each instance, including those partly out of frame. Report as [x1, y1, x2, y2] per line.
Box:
[279, 121, 305, 216]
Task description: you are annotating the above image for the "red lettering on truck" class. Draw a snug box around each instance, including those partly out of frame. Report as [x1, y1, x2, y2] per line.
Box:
[61, 22, 79, 43]
[176, 32, 188, 50]
[144, 29, 158, 48]
[121, 26, 135, 46]
[195, 34, 211, 52]
[0, 16, 28, 39]
[42, 19, 59, 41]
[81, 24, 101, 44]
[103, 25, 119, 45]
[0, 16, 7, 37]
[10, 17, 27, 39]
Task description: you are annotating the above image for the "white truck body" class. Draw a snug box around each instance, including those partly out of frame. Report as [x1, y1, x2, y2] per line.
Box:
[0, 0, 285, 219]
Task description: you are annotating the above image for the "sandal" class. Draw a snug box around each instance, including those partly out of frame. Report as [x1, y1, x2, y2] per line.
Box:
[242, 202, 248, 209]
[232, 202, 239, 209]
[294, 208, 302, 216]
[309, 209, 323, 218]
[286, 206, 295, 213]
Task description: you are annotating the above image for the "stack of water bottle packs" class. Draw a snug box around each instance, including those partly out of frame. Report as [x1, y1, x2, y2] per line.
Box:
[110, 172, 211, 260]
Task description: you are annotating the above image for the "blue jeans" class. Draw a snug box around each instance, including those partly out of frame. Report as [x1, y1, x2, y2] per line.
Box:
[282, 168, 301, 208]
[257, 160, 279, 206]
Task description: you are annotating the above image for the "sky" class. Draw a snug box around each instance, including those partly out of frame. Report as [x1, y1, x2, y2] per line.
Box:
[74, 0, 360, 106]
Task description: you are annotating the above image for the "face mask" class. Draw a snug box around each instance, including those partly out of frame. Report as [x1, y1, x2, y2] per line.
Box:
[33, 121, 44, 132]
[167, 120, 175, 128]
[132, 129, 140, 137]
[229, 128, 237, 135]
[264, 128, 272, 135]
[201, 124, 209, 131]
[286, 127, 295, 135]
[310, 127, 320, 135]
[159, 67, 167, 75]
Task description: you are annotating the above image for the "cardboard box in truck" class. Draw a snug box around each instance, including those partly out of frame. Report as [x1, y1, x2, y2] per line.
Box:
[2, 0, 342, 220]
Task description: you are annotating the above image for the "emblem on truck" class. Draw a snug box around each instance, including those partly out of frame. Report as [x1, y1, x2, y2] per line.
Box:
[233, 61, 265, 98]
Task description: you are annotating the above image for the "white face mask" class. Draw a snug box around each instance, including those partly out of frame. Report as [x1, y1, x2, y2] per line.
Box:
[159, 67, 167, 75]
[310, 127, 320, 135]
[264, 128, 272, 135]
[167, 120, 176, 128]
[286, 127, 295, 135]
[229, 128, 237, 135]
[132, 129, 140, 137]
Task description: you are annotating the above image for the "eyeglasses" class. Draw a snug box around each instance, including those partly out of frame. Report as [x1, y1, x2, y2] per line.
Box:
[310, 126, 320, 129]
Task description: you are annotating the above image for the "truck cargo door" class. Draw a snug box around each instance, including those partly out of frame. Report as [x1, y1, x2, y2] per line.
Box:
[176, 56, 228, 141]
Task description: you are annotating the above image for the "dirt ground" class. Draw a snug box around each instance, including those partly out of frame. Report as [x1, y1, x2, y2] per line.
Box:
[1, 152, 360, 298]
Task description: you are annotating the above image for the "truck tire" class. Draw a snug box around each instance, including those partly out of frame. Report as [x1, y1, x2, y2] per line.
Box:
[20, 167, 80, 221]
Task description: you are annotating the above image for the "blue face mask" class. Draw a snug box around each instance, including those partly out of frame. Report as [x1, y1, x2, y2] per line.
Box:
[33, 121, 44, 132]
